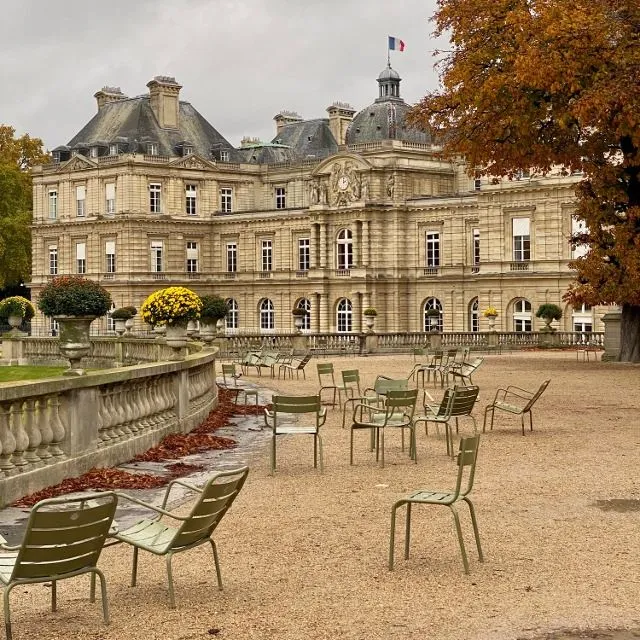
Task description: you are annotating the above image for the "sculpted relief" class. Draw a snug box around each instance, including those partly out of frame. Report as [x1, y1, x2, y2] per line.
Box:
[329, 161, 362, 206]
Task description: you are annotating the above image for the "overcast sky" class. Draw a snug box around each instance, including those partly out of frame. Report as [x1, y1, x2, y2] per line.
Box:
[1, 0, 446, 151]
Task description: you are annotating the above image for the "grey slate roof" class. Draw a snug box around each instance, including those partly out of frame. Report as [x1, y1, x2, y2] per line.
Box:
[66, 97, 239, 160]
[270, 119, 338, 160]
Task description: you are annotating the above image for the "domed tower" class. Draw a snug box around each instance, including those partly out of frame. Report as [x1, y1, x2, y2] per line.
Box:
[345, 64, 431, 145]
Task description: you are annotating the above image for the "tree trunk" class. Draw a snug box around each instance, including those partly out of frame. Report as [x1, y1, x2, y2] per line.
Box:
[618, 304, 640, 362]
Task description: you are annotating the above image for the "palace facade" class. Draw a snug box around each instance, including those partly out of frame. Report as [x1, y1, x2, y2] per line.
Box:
[29, 67, 599, 336]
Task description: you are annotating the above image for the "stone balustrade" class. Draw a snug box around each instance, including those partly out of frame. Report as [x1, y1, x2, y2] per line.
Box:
[0, 350, 217, 507]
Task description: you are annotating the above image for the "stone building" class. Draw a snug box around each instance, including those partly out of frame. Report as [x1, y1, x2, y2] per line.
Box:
[29, 67, 600, 336]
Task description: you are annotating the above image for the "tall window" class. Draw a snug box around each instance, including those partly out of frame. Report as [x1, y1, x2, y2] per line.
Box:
[572, 303, 593, 339]
[512, 217, 531, 261]
[296, 298, 311, 332]
[426, 232, 440, 267]
[150, 240, 163, 272]
[49, 245, 58, 275]
[275, 186, 286, 209]
[186, 241, 198, 273]
[513, 298, 532, 332]
[147, 142, 158, 156]
[225, 298, 238, 330]
[109, 144, 118, 157]
[76, 185, 86, 217]
[90, 147, 99, 159]
[105, 241, 116, 273]
[423, 298, 443, 332]
[183, 145, 193, 156]
[76, 242, 86, 274]
[473, 228, 480, 266]
[336, 229, 353, 270]
[469, 298, 479, 332]
[298, 238, 310, 271]
[106, 305, 116, 333]
[336, 298, 353, 333]
[48, 189, 57, 219]
[105, 182, 115, 215]
[260, 299, 275, 330]
[226, 242, 237, 272]
[49, 317, 59, 337]
[149, 183, 162, 213]
[571, 216, 589, 258]
[220, 188, 232, 213]
[185, 184, 197, 215]
[261, 239, 273, 272]
[220, 150, 229, 162]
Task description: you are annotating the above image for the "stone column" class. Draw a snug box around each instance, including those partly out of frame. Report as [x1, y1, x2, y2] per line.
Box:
[319, 223, 327, 269]
[361, 220, 370, 267]
[319, 293, 329, 332]
[601, 309, 621, 361]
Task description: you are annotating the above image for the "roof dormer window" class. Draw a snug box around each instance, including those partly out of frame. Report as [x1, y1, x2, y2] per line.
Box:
[147, 142, 159, 156]
[53, 151, 61, 164]
[90, 146, 99, 158]
[220, 150, 229, 162]
[183, 145, 193, 156]
[109, 144, 118, 156]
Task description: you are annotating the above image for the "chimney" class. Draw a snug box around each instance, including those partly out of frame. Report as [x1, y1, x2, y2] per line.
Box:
[94, 86, 127, 111]
[273, 110, 303, 135]
[146, 76, 182, 129]
[326, 101, 356, 146]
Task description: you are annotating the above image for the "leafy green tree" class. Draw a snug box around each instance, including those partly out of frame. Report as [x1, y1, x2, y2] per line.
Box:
[0, 125, 49, 288]
[410, 0, 640, 361]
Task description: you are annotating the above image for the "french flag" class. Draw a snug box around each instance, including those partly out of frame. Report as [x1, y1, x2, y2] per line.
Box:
[388, 36, 405, 51]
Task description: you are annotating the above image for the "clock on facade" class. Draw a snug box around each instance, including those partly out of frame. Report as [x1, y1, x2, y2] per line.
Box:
[337, 175, 350, 190]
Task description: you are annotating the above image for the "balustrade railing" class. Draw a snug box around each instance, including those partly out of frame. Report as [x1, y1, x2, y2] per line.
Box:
[0, 351, 217, 507]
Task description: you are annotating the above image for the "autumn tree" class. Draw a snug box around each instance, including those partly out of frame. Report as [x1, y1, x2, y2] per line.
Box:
[0, 125, 49, 288]
[410, 0, 640, 361]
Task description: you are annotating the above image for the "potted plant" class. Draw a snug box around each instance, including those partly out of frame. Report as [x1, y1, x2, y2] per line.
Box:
[140, 287, 202, 351]
[292, 306, 310, 331]
[482, 306, 498, 330]
[37, 276, 113, 375]
[425, 307, 441, 331]
[199, 295, 230, 343]
[363, 307, 377, 331]
[536, 303, 562, 332]
[0, 296, 35, 333]
[110, 306, 137, 336]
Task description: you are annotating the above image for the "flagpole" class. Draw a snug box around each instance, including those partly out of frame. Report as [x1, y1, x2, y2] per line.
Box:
[387, 40, 390, 66]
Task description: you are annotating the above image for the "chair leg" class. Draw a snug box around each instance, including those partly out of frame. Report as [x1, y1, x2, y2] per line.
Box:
[449, 505, 470, 574]
[210, 539, 223, 590]
[529, 411, 534, 432]
[317, 433, 324, 472]
[350, 428, 354, 465]
[52, 579, 57, 610]
[94, 568, 110, 624]
[464, 497, 484, 562]
[166, 553, 177, 609]
[4, 583, 15, 640]
[404, 502, 412, 560]
[313, 433, 317, 468]
[521, 413, 525, 436]
[380, 428, 385, 468]
[131, 546, 139, 587]
[389, 500, 402, 570]
[271, 434, 276, 475]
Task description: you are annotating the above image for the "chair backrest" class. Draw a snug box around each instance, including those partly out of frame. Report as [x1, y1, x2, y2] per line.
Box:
[172, 467, 249, 550]
[222, 363, 239, 385]
[453, 435, 480, 499]
[374, 376, 408, 395]
[523, 379, 551, 411]
[449, 385, 480, 417]
[11, 492, 118, 581]
[317, 362, 335, 385]
[272, 394, 322, 414]
[455, 347, 471, 363]
[296, 354, 312, 369]
[341, 369, 361, 394]
[384, 388, 419, 422]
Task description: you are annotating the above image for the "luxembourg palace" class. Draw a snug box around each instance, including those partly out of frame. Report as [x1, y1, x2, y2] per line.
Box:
[29, 66, 600, 336]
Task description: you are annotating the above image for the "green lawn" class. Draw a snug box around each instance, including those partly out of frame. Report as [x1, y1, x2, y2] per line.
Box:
[0, 366, 67, 382]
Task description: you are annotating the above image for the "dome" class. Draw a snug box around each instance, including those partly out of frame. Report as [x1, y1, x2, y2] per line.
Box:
[345, 65, 431, 145]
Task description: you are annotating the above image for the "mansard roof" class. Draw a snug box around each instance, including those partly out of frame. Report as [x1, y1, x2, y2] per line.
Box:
[270, 118, 338, 160]
[66, 96, 239, 160]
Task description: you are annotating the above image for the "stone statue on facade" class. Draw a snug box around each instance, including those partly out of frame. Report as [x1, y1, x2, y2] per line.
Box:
[310, 180, 320, 205]
[387, 174, 395, 198]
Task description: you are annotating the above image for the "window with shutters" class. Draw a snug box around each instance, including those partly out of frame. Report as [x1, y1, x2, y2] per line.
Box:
[76, 242, 86, 274]
[76, 185, 86, 217]
[226, 242, 237, 272]
[105, 241, 116, 273]
[150, 240, 163, 272]
[105, 182, 115, 215]
[185, 184, 197, 215]
[49, 245, 58, 275]
[48, 189, 58, 219]
[186, 241, 198, 272]
[512, 217, 531, 261]
[149, 183, 162, 213]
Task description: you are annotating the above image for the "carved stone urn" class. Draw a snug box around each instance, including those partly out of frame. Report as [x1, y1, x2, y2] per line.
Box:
[54, 315, 96, 376]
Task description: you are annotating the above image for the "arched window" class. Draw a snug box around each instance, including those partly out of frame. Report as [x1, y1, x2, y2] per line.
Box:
[513, 299, 532, 332]
[296, 298, 311, 332]
[336, 298, 352, 333]
[469, 298, 479, 332]
[571, 303, 593, 340]
[336, 229, 353, 271]
[225, 298, 238, 331]
[423, 298, 443, 332]
[259, 299, 274, 331]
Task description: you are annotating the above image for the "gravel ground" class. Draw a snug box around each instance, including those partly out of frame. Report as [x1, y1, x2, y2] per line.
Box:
[2, 352, 639, 640]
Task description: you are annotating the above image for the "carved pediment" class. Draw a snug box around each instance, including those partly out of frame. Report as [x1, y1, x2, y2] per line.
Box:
[58, 155, 97, 172]
[169, 154, 215, 170]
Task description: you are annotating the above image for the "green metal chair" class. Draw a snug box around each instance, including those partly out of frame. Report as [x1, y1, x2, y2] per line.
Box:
[278, 353, 312, 379]
[447, 357, 484, 386]
[483, 379, 550, 435]
[0, 492, 118, 640]
[341, 375, 408, 428]
[264, 395, 327, 474]
[317, 362, 340, 407]
[349, 388, 419, 468]
[113, 467, 249, 609]
[389, 434, 483, 574]
[413, 385, 480, 458]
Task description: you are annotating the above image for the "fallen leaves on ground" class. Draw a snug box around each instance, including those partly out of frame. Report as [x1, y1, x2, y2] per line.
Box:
[12, 389, 265, 507]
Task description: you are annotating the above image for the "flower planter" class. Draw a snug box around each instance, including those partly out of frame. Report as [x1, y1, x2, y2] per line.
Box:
[364, 316, 375, 332]
[165, 322, 188, 349]
[7, 315, 23, 329]
[54, 315, 96, 376]
[199, 320, 217, 345]
[114, 319, 127, 336]
[124, 318, 134, 334]
[485, 315, 497, 331]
